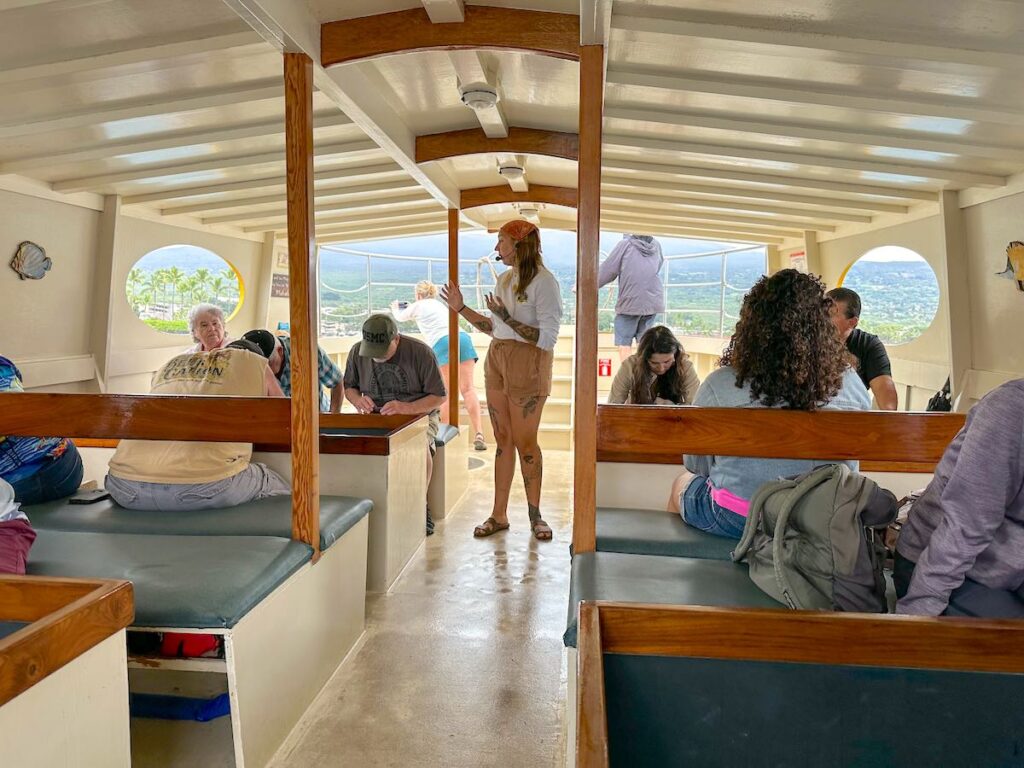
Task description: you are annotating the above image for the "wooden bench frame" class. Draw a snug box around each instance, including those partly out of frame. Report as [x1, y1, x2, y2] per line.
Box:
[0, 576, 134, 766]
[575, 601, 1024, 767]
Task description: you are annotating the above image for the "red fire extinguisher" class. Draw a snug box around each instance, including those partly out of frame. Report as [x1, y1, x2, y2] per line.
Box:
[598, 358, 612, 377]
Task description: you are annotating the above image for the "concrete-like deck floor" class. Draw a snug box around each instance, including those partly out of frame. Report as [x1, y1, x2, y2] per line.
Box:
[270, 449, 573, 768]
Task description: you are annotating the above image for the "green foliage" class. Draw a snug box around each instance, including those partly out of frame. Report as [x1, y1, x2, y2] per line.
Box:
[143, 318, 189, 334]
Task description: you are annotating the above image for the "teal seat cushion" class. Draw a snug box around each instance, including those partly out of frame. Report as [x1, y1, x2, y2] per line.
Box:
[563, 552, 783, 647]
[26, 530, 312, 629]
[25, 495, 371, 552]
[597, 508, 737, 560]
[434, 424, 459, 447]
[0, 621, 26, 640]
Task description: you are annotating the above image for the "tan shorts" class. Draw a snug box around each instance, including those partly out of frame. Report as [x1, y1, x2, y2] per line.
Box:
[484, 339, 554, 402]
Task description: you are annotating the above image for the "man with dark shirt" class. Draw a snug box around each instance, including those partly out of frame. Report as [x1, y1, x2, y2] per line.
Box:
[827, 287, 898, 410]
[344, 314, 447, 535]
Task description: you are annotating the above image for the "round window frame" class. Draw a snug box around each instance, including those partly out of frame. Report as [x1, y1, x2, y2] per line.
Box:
[836, 245, 939, 348]
[125, 245, 246, 337]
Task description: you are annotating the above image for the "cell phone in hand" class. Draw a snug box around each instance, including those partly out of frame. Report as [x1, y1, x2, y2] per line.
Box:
[69, 489, 111, 505]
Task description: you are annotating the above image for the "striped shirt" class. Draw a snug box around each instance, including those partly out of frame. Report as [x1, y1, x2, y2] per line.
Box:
[275, 336, 343, 411]
[0, 357, 69, 484]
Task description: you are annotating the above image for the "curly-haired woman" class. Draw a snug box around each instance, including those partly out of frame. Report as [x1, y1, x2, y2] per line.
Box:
[666, 269, 870, 539]
[607, 325, 700, 405]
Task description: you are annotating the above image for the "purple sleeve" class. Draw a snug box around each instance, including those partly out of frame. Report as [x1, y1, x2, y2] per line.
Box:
[897, 386, 1024, 615]
[598, 241, 626, 288]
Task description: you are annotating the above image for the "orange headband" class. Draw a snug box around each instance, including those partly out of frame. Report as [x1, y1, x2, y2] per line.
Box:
[499, 219, 539, 243]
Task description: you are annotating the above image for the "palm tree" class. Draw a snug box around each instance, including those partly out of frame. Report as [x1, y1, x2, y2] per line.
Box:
[166, 267, 185, 316]
[143, 272, 162, 311]
[208, 276, 227, 307]
[193, 268, 212, 297]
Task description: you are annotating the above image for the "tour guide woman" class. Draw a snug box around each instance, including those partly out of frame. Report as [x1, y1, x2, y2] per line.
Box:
[441, 220, 563, 540]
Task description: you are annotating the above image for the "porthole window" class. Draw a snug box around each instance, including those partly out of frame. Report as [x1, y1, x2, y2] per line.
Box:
[838, 245, 939, 345]
[126, 245, 243, 335]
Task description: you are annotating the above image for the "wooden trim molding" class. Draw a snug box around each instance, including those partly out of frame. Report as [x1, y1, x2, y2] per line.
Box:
[321, 7, 580, 67]
[447, 209, 460, 429]
[576, 603, 610, 767]
[0, 576, 134, 708]
[596, 405, 965, 465]
[416, 127, 579, 164]
[460, 185, 578, 210]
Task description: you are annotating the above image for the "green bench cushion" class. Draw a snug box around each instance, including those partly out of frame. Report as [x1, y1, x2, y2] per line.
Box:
[434, 424, 459, 447]
[563, 551, 782, 647]
[596, 508, 737, 560]
[26, 530, 312, 629]
[25, 495, 371, 552]
[0, 621, 26, 641]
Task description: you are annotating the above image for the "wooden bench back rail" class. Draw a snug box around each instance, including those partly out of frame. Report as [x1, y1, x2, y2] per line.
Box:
[597, 405, 965, 467]
[576, 601, 1024, 768]
[0, 394, 420, 442]
[0, 576, 134, 708]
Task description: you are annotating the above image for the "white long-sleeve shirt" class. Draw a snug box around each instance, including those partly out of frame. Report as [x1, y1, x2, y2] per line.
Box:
[491, 266, 563, 351]
[391, 298, 449, 348]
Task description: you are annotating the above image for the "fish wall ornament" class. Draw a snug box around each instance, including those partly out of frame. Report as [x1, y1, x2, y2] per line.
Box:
[996, 241, 1024, 292]
[9, 241, 52, 280]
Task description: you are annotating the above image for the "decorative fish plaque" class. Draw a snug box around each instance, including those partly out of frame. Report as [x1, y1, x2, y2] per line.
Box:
[10, 241, 51, 280]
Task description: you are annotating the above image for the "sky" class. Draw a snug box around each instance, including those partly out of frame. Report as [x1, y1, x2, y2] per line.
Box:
[858, 245, 928, 263]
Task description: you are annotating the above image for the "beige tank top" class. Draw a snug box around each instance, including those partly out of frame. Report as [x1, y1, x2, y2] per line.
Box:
[109, 349, 267, 484]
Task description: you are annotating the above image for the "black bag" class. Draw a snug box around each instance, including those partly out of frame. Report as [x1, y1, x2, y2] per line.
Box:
[927, 377, 952, 412]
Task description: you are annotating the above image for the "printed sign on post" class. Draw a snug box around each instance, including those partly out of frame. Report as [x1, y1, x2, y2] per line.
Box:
[598, 358, 612, 377]
[271, 273, 289, 298]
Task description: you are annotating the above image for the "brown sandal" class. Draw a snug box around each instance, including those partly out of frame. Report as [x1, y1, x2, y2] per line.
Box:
[474, 517, 510, 538]
[530, 517, 553, 541]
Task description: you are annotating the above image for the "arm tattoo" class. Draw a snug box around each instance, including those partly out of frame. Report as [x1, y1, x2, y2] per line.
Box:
[469, 317, 493, 334]
[494, 308, 540, 344]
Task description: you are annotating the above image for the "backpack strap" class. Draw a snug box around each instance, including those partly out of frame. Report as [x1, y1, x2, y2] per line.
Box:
[771, 466, 839, 609]
[731, 478, 787, 562]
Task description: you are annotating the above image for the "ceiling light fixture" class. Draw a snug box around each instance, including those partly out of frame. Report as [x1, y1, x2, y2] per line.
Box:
[498, 164, 525, 181]
[459, 82, 499, 112]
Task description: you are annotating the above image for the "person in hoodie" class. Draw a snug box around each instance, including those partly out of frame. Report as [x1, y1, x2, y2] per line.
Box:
[599, 234, 666, 361]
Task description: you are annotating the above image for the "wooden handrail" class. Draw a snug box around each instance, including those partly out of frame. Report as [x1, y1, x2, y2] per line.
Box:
[597, 405, 965, 465]
[576, 601, 1024, 768]
[0, 394, 422, 442]
[0, 576, 134, 707]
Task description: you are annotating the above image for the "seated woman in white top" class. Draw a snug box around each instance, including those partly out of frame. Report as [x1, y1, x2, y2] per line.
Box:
[441, 220, 563, 541]
[185, 303, 231, 353]
[667, 270, 870, 539]
[391, 281, 486, 451]
[607, 325, 700, 405]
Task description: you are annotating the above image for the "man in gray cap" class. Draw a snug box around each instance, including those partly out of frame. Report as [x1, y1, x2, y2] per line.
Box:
[344, 314, 447, 534]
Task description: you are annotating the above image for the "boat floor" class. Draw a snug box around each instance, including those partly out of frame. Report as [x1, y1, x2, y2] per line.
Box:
[130, 447, 573, 767]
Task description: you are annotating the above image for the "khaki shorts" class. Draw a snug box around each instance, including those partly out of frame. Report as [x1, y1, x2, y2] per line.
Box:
[426, 410, 440, 455]
[484, 339, 554, 402]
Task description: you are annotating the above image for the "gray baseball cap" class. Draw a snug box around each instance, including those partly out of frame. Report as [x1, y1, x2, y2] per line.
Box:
[359, 314, 398, 357]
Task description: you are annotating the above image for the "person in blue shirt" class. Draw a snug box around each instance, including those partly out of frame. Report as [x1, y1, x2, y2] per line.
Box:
[0, 356, 84, 505]
[666, 270, 870, 538]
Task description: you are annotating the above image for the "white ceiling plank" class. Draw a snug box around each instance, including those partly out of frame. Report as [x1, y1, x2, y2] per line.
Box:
[199, 184, 430, 224]
[163, 178, 421, 216]
[314, 211, 448, 236]
[422, 0, 465, 24]
[600, 217, 784, 244]
[580, 0, 613, 46]
[222, 0, 461, 209]
[601, 158, 939, 201]
[0, 79, 284, 139]
[600, 185, 872, 223]
[318, 221, 453, 245]
[611, 10, 1024, 70]
[604, 104, 1024, 163]
[52, 139, 381, 193]
[0, 27, 262, 86]
[0, 0, 84, 10]
[0, 112, 352, 173]
[603, 134, 1005, 187]
[240, 195, 440, 231]
[600, 201, 834, 233]
[606, 67, 1024, 128]
[122, 162, 404, 205]
[600, 173, 908, 214]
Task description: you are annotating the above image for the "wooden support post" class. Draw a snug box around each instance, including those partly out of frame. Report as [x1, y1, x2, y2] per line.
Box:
[572, 44, 604, 555]
[91, 195, 120, 392]
[447, 208, 460, 428]
[284, 52, 320, 556]
[803, 230, 823, 280]
[938, 190, 973, 401]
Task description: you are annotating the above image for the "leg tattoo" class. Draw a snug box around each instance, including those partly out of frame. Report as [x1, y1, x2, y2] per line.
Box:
[521, 396, 539, 420]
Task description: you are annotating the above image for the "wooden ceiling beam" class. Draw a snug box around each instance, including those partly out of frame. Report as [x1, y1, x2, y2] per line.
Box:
[601, 158, 939, 201]
[322, 6, 580, 67]
[603, 134, 1005, 187]
[460, 185, 578, 210]
[52, 139, 381, 193]
[416, 126, 579, 163]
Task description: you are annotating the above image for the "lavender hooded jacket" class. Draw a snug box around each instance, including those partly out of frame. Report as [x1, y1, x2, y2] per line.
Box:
[598, 235, 665, 316]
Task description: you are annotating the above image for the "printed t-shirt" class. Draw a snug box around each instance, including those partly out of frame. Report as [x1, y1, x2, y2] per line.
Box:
[108, 349, 267, 484]
[343, 335, 446, 409]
